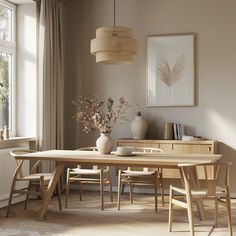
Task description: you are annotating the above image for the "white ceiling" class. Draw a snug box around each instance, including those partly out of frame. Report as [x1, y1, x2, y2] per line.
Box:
[8, 0, 34, 4]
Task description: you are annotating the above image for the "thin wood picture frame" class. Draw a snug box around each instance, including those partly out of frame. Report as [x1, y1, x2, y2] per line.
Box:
[146, 34, 195, 107]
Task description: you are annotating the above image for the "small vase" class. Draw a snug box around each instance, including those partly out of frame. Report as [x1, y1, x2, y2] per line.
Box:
[131, 111, 148, 139]
[96, 133, 114, 154]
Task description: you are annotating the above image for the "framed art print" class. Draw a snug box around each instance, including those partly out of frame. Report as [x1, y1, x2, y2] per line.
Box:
[146, 34, 195, 107]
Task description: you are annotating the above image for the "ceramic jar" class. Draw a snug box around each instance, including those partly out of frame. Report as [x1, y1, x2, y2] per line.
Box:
[130, 111, 148, 139]
[96, 133, 114, 154]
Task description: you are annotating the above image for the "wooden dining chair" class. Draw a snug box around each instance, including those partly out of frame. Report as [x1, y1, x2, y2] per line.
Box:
[168, 162, 232, 236]
[65, 147, 113, 210]
[117, 147, 164, 212]
[6, 149, 62, 217]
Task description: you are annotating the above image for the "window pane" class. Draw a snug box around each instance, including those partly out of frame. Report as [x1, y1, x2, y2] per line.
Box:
[0, 51, 11, 129]
[0, 4, 12, 41]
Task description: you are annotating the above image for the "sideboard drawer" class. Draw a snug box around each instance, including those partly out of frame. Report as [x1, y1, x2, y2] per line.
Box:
[172, 144, 214, 154]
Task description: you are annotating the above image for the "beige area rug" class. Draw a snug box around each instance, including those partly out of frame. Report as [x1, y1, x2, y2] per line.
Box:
[0, 191, 235, 236]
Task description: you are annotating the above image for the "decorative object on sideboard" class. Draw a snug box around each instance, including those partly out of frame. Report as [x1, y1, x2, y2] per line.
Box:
[90, 0, 138, 64]
[163, 122, 174, 140]
[173, 123, 184, 140]
[146, 34, 195, 107]
[182, 135, 203, 141]
[73, 96, 133, 154]
[131, 111, 148, 139]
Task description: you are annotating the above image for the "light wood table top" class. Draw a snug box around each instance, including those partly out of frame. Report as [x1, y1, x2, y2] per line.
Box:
[15, 150, 222, 168]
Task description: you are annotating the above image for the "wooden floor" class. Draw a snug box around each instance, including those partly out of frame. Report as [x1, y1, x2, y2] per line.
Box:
[0, 191, 235, 236]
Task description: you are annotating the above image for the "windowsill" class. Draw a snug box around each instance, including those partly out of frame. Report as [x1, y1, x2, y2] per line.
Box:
[0, 137, 36, 149]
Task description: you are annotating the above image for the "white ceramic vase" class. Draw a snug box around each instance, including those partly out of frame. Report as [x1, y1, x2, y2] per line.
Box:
[131, 111, 148, 139]
[96, 133, 114, 154]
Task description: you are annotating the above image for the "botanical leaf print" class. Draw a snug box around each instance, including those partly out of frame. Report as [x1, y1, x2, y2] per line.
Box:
[156, 54, 186, 87]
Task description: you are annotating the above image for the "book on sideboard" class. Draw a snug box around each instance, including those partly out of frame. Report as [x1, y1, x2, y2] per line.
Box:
[173, 123, 184, 140]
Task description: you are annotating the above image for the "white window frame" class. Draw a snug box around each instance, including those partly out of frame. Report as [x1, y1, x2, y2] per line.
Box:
[0, 0, 16, 136]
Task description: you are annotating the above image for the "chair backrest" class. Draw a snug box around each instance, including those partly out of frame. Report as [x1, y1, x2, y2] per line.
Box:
[129, 147, 164, 172]
[78, 147, 98, 151]
[76, 147, 99, 170]
[10, 149, 38, 179]
[178, 162, 231, 196]
[133, 147, 164, 153]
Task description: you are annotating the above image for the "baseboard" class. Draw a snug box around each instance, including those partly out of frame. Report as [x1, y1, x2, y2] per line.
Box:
[0, 195, 26, 208]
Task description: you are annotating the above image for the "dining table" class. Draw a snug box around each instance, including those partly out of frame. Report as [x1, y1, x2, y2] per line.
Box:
[13, 150, 222, 220]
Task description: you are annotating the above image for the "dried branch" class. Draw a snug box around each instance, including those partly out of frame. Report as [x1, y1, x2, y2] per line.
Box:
[73, 96, 133, 133]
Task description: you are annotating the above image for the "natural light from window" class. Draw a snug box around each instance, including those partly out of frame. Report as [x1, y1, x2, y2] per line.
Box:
[24, 15, 35, 55]
[0, 0, 15, 134]
[16, 2, 36, 137]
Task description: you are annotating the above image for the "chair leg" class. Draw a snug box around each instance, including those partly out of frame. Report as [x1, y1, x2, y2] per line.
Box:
[117, 170, 122, 210]
[159, 169, 165, 206]
[65, 168, 70, 208]
[214, 197, 218, 228]
[39, 176, 45, 200]
[100, 169, 104, 210]
[186, 189, 195, 236]
[225, 188, 233, 236]
[57, 181, 62, 211]
[121, 182, 125, 194]
[154, 172, 158, 213]
[6, 178, 16, 217]
[24, 181, 32, 210]
[168, 185, 174, 232]
[108, 174, 113, 202]
[79, 181, 82, 201]
[129, 182, 133, 204]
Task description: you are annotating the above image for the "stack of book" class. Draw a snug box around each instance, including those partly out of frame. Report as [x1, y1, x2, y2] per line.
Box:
[173, 123, 184, 140]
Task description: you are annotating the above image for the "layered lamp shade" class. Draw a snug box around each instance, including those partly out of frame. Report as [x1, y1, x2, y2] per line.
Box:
[90, 26, 138, 64]
[90, 0, 138, 64]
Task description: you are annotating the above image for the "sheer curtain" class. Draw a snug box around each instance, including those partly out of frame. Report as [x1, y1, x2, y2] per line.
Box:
[37, 0, 66, 172]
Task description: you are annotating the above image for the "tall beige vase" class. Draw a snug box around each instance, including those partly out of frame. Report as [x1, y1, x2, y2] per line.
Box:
[130, 111, 148, 139]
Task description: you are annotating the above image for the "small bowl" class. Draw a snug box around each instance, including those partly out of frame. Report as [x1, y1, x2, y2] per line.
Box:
[117, 146, 133, 156]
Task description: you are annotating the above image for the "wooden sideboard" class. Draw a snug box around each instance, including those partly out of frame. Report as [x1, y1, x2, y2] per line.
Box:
[117, 139, 218, 178]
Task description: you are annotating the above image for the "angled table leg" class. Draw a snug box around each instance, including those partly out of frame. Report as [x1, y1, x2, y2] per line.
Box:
[38, 162, 64, 220]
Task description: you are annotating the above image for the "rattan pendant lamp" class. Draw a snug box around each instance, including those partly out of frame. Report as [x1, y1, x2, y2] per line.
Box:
[90, 0, 138, 64]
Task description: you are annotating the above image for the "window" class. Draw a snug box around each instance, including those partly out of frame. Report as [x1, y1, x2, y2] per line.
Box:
[0, 0, 15, 134]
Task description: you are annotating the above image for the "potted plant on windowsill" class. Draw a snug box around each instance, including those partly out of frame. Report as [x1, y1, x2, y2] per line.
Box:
[73, 96, 133, 154]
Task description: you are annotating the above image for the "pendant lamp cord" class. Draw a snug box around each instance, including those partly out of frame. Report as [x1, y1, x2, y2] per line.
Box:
[113, 0, 116, 29]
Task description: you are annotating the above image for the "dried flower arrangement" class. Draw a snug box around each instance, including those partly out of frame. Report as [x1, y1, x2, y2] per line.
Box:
[73, 96, 133, 133]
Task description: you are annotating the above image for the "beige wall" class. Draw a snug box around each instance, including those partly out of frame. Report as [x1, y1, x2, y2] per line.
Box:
[65, 0, 236, 192]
